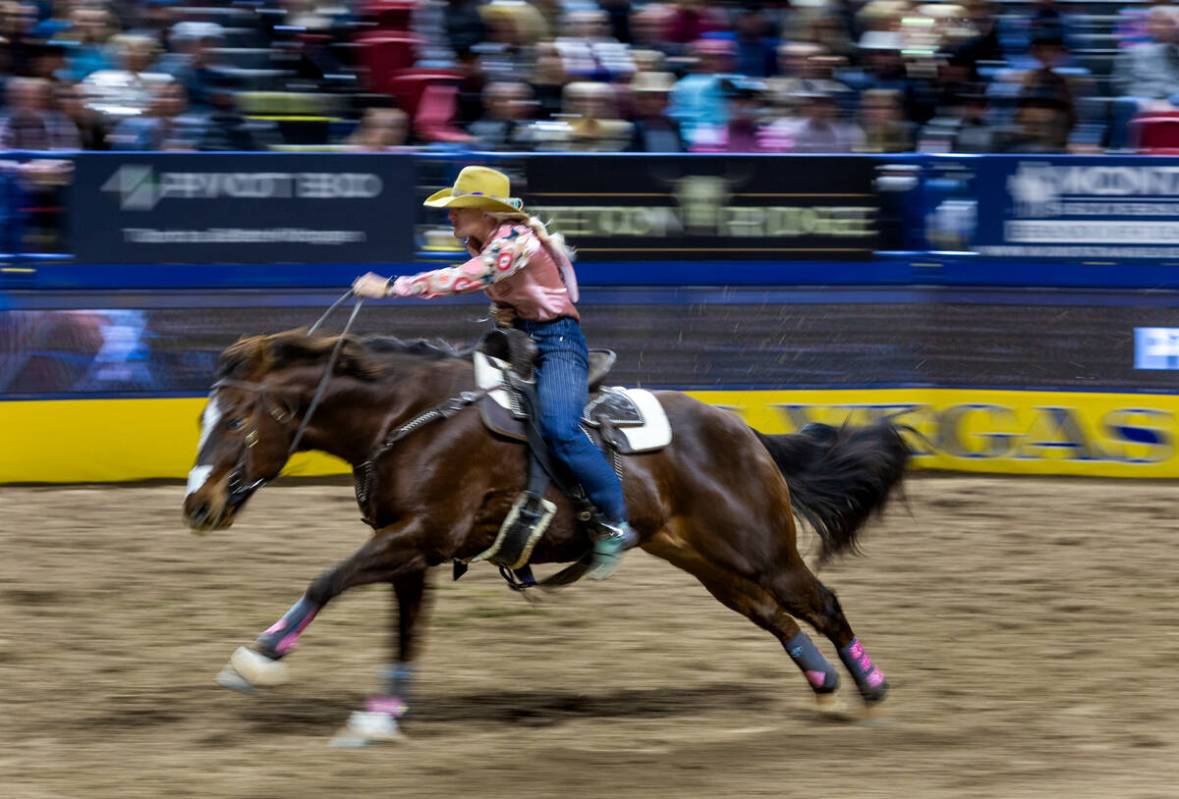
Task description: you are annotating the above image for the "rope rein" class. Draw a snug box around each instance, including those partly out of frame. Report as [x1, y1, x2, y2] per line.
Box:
[286, 289, 364, 457]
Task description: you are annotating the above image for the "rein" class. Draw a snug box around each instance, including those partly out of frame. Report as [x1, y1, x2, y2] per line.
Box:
[211, 288, 486, 520]
[211, 289, 365, 500]
[288, 292, 365, 457]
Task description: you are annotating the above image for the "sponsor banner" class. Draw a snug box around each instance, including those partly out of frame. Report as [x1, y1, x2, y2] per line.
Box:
[974, 156, 1179, 259]
[518, 155, 880, 261]
[695, 388, 1179, 478]
[70, 152, 415, 264]
[5, 389, 1179, 483]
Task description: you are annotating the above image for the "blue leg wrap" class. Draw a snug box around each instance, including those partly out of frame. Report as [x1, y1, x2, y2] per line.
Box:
[784, 631, 840, 693]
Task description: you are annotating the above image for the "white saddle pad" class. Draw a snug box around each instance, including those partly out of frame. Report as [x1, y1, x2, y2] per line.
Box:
[472, 351, 672, 453]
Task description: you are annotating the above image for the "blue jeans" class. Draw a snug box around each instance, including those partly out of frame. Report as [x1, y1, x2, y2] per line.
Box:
[515, 317, 628, 524]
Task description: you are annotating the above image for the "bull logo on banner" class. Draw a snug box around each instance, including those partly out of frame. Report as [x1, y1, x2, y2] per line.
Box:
[650, 165, 754, 235]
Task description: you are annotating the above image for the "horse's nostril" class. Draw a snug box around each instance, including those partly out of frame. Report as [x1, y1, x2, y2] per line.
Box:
[194, 502, 211, 522]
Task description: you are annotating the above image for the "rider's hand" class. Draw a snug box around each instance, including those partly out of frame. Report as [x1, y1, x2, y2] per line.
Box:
[352, 272, 392, 299]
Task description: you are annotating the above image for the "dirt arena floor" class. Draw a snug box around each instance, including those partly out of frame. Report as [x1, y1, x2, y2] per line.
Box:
[2, 475, 1178, 799]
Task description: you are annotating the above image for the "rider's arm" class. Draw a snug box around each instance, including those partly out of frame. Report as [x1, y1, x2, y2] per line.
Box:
[389, 227, 538, 299]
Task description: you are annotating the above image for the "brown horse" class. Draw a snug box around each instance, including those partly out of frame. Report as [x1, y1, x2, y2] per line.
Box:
[182, 329, 909, 743]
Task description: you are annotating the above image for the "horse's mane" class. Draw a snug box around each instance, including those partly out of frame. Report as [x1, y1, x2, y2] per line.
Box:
[217, 329, 472, 382]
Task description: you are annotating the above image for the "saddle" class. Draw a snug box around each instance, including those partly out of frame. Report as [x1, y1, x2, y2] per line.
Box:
[463, 327, 671, 586]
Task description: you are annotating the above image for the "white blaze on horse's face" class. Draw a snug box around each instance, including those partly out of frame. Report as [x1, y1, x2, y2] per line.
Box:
[197, 394, 223, 454]
[186, 465, 214, 497]
[187, 394, 223, 497]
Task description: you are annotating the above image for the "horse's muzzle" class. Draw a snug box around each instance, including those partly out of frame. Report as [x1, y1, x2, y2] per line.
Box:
[184, 468, 261, 534]
[185, 500, 224, 534]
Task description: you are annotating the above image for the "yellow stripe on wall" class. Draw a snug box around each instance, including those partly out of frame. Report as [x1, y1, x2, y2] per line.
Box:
[2, 388, 1178, 483]
[0, 397, 348, 484]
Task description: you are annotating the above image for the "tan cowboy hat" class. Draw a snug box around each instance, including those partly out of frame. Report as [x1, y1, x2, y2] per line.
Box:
[423, 166, 524, 213]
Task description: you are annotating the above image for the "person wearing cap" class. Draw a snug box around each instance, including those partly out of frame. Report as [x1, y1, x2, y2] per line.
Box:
[626, 70, 685, 152]
[162, 21, 224, 112]
[351, 166, 638, 580]
[691, 76, 772, 153]
[669, 38, 735, 146]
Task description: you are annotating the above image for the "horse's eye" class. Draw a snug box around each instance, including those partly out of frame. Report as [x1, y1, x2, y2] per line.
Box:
[226, 418, 245, 431]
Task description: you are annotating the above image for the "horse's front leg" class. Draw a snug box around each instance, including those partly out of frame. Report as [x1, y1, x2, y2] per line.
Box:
[359, 569, 432, 721]
[216, 520, 428, 693]
[325, 568, 434, 747]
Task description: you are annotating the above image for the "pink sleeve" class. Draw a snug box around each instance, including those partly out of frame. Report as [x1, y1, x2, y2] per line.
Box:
[399, 226, 539, 298]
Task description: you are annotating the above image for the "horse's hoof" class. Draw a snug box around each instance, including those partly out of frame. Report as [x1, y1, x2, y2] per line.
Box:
[812, 691, 855, 721]
[859, 680, 890, 706]
[228, 645, 289, 687]
[215, 662, 256, 693]
[329, 711, 406, 748]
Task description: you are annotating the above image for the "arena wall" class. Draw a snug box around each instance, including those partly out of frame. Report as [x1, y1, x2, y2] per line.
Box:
[4, 387, 1179, 483]
[5, 152, 1179, 483]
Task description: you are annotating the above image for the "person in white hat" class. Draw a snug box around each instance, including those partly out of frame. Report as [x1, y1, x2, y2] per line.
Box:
[352, 166, 637, 579]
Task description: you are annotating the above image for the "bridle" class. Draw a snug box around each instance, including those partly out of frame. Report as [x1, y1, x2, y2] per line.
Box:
[207, 290, 365, 507]
[209, 376, 297, 508]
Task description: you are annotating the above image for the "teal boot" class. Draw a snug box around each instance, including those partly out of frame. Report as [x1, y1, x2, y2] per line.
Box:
[587, 521, 639, 581]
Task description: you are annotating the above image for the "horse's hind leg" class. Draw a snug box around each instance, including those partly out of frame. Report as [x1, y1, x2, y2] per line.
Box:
[643, 534, 841, 703]
[766, 554, 889, 705]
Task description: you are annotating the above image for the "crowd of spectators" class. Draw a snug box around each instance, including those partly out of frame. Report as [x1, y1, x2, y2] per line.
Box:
[1, 0, 1178, 155]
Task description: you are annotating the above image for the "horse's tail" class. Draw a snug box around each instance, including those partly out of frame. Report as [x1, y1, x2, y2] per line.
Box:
[754, 421, 911, 566]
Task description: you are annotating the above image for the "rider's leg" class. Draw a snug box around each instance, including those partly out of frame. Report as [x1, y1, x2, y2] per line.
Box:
[527, 318, 636, 578]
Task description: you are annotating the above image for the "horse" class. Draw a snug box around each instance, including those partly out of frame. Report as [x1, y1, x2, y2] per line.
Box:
[182, 328, 910, 744]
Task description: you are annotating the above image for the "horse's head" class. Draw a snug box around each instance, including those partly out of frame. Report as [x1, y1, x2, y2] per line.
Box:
[181, 327, 463, 532]
[182, 334, 301, 533]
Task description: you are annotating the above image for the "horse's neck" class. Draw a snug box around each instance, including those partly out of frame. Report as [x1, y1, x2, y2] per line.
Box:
[300, 360, 470, 466]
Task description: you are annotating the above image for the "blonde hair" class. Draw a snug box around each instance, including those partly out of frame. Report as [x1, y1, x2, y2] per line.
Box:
[485, 211, 575, 263]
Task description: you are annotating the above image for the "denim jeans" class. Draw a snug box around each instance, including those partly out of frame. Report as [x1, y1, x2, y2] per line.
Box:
[515, 317, 628, 523]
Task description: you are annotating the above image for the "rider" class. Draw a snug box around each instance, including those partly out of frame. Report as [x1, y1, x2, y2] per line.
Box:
[352, 165, 638, 579]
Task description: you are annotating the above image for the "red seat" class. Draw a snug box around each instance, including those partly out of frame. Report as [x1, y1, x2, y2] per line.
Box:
[357, 33, 420, 92]
[1132, 113, 1179, 154]
[415, 83, 472, 144]
[364, 0, 416, 33]
[387, 69, 460, 117]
